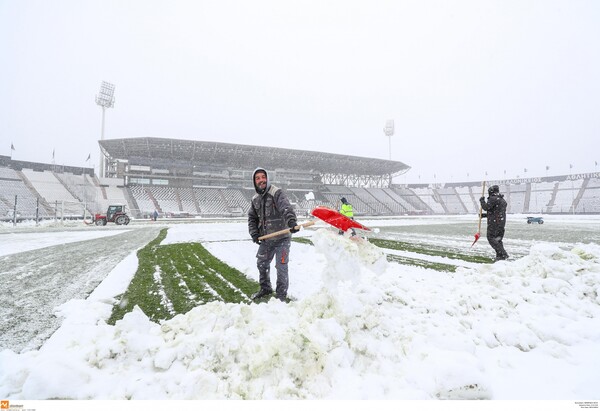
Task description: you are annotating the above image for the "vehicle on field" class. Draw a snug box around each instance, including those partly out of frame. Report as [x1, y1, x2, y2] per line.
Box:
[93, 204, 130, 226]
[526, 216, 544, 224]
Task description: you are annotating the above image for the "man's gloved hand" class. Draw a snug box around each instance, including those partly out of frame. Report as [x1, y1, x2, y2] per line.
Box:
[288, 219, 299, 234]
[479, 213, 487, 218]
[252, 234, 261, 244]
[480, 196, 485, 202]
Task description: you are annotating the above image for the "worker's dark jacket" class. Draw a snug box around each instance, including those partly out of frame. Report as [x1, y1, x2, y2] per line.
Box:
[248, 169, 296, 240]
[480, 193, 507, 228]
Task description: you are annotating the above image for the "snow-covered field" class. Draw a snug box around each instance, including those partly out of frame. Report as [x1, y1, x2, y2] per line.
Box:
[0, 215, 599, 401]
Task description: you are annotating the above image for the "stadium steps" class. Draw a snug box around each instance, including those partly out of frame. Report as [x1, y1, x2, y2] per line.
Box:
[368, 188, 406, 214]
[392, 187, 432, 214]
[546, 182, 560, 213]
[217, 189, 229, 209]
[124, 187, 141, 217]
[381, 188, 411, 213]
[175, 188, 183, 212]
[523, 182, 532, 213]
[146, 187, 162, 212]
[53, 172, 96, 216]
[452, 187, 469, 213]
[89, 174, 108, 201]
[15, 170, 54, 215]
[363, 188, 395, 214]
[0, 195, 12, 210]
[572, 178, 589, 213]
[431, 188, 449, 213]
[470, 185, 482, 212]
[91, 175, 101, 187]
[53, 172, 82, 202]
[505, 184, 514, 214]
[191, 189, 201, 214]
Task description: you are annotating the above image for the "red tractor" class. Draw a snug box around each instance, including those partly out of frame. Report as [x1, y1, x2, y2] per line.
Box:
[93, 204, 131, 226]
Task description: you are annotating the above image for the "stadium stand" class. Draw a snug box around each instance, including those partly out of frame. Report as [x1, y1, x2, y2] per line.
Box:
[551, 179, 583, 214]
[178, 187, 199, 215]
[21, 169, 82, 217]
[528, 181, 555, 214]
[576, 177, 600, 213]
[455, 185, 479, 214]
[390, 187, 430, 214]
[506, 183, 527, 214]
[436, 187, 467, 214]
[0, 167, 51, 219]
[1, 141, 599, 221]
[365, 187, 408, 215]
[411, 187, 445, 214]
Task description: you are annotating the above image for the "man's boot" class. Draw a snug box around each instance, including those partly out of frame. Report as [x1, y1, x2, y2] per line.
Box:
[251, 288, 273, 300]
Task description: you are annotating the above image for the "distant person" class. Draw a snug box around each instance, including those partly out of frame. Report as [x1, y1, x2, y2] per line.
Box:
[339, 197, 356, 236]
[153, 210, 158, 221]
[248, 167, 298, 302]
[480, 185, 509, 261]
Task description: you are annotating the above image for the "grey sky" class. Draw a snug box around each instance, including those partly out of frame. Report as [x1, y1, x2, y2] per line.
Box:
[1, 0, 599, 184]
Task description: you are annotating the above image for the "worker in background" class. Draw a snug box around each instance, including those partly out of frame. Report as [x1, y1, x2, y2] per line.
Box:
[339, 197, 356, 236]
[480, 185, 509, 261]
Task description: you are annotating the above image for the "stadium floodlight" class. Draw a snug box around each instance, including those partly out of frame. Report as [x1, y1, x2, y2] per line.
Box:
[96, 81, 116, 178]
[383, 119, 394, 160]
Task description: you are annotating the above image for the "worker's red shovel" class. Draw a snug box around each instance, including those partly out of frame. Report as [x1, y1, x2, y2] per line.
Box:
[311, 206, 371, 232]
[471, 231, 481, 247]
[471, 180, 486, 247]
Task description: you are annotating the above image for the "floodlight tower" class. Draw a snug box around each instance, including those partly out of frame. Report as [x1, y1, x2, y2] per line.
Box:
[95, 81, 115, 178]
[383, 119, 395, 186]
[383, 119, 394, 160]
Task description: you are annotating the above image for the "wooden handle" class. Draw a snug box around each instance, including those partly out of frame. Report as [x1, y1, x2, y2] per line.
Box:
[258, 220, 316, 241]
[477, 180, 486, 232]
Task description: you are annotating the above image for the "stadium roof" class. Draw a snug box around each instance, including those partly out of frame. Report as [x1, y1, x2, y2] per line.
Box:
[100, 137, 410, 176]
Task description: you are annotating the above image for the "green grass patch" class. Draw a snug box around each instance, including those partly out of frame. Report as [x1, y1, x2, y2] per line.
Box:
[369, 238, 494, 264]
[108, 230, 490, 325]
[294, 235, 490, 271]
[386, 254, 457, 272]
[292, 237, 313, 245]
[108, 228, 259, 324]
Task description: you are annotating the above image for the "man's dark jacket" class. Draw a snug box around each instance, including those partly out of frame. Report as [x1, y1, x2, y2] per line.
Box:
[480, 193, 507, 228]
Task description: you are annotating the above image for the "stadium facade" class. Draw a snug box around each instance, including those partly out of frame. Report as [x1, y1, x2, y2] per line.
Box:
[98, 137, 410, 189]
[1, 137, 600, 221]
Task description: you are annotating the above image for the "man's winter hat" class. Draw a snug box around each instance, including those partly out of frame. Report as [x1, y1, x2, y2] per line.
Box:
[341, 197, 348, 204]
[252, 167, 270, 195]
[488, 185, 500, 195]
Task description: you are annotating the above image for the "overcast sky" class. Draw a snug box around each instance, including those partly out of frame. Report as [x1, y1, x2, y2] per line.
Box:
[1, 0, 599, 184]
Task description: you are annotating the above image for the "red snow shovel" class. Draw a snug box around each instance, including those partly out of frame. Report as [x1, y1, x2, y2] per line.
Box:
[310, 206, 371, 232]
[471, 180, 486, 247]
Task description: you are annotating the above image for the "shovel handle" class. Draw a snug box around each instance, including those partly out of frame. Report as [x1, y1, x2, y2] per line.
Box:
[477, 180, 486, 232]
[258, 220, 316, 241]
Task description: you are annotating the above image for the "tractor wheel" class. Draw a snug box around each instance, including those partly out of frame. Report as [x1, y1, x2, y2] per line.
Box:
[527, 220, 531, 224]
[124, 216, 130, 225]
[115, 215, 127, 225]
[539, 220, 544, 224]
[95, 219, 107, 226]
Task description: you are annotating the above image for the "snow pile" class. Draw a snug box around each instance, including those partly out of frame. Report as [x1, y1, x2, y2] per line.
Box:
[1, 229, 600, 399]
